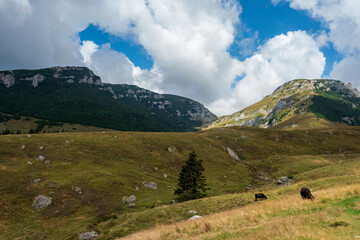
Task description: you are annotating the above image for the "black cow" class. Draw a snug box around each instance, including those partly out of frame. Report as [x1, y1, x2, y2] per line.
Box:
[255, 193, 267, 201]
[300, 187, 314, 200]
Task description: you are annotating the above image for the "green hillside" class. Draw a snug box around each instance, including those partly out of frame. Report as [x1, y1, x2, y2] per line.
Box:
[2, 126, 360, 239]
[208, 79, 360, 130]
[0, 67, 217, 132]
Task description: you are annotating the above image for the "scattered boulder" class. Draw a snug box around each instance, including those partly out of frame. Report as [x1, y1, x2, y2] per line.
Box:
[44, 160, 50, 165]
[135, 186, 139, 191]
[65, 140, 70, 144]
[27, 161, 33, 165]
[32, 195, 52, 209]
[20, 145, 25, 150]
[225, 147, 241, 162]
[128, 203, 136, 208]
[78, 231, 99, 240]
[189, 215, 203, 221]
[277, 176, 294, 187]
[34, 178, 41, 183]
[167, 146, 176, 152]
[26, 134, 31, 138]
[188, 210, 197, 215]
[39, 145, 44, 150]
[71, 186, 82, 194]
[142, 181, 157, 190]
[163, 174, 168, 178]
[171, 200, 176, 204]
[123, 195, 136, 203]
[36, 155, 45, 161]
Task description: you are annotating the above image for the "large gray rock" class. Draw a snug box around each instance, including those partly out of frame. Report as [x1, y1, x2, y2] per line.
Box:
[32, 195, 52, 209]
[123, 195, 136, 203]
[78, 231, 98, 240]
[225, 147, 241, 162]
[277, 176, 294, 186]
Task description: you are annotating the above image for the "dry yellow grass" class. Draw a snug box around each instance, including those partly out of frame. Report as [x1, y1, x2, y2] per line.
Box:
[119, 184, 360, 240]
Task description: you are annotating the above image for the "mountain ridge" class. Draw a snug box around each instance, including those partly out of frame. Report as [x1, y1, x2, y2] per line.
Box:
[208, 79, 360, 129]
[0, 66, 217, 132]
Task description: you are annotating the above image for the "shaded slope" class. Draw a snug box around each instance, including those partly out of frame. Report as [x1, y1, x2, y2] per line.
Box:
[0, 67, 217, 132]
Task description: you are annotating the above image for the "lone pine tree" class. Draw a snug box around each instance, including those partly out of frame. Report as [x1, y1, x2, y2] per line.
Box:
[174, 151, 208, 201]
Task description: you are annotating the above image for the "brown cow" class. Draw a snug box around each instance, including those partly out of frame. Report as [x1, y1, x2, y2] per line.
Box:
[300, 187, 314, 200]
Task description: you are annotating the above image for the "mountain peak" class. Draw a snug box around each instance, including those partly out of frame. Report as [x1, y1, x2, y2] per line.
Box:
[208, 79, 360, 130]
[273, 79, 360, 97]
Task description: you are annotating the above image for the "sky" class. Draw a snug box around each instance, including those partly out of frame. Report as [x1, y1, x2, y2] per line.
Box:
[1, 0, 360, 116]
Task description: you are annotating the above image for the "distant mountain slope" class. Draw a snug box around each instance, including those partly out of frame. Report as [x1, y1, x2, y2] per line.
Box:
[208, 79, 360, 129]
[0, 66, 217, 132]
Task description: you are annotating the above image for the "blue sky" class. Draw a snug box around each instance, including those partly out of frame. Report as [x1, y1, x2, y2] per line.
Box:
[1, 0, 360, 115]
[80, 24, 154, 70]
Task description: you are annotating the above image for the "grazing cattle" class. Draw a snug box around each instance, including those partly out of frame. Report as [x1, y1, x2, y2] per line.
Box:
[255, 193, 267, 201]
[300, 187, 314, 200]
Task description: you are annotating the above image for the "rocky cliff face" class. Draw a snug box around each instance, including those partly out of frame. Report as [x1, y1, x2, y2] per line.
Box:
[208, 79, 360, 129]
[0, 66, 217, 131]
[0, 66, 102, 87]
[112, 84, 217, 124]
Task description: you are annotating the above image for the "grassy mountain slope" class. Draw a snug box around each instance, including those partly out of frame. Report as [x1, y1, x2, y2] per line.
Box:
[2, 126, 360, 239]
[0, 67, 217, 132]
[208, 79, 360, 130]
[0, 114, 109, 134]
[123, 181, 360, 240]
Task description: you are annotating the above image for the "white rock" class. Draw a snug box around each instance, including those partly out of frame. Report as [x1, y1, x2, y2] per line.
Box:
[225, 147, 241, 162]
[142, 181, 157, 190]
[0, 73, 15, 87]
[20, 145, 25, 150]
[163, 174, 168, 178]
[36, 155, 45, 161]
[78, 231, 99, 240]
[71, 186, 82, 194]
[188, 210, 197, 215]
[189, 215, 203, 221]
[167, 146, 176, 152]
[27, 161, 33, 165]
[123, 195, 136, 203]
[34, 178, 41, 183]
[39, 145, 44, 150]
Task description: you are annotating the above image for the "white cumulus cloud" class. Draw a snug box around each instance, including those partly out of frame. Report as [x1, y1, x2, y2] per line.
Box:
[209, 30, 325, 115]
[274, 0, 360, 88]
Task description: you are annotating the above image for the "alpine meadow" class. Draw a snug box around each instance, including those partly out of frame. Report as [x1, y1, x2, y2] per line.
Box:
[2, 1, 360, 240]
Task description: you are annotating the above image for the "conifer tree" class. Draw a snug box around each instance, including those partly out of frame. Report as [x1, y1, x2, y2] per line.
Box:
[174, 151, 208, 201]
